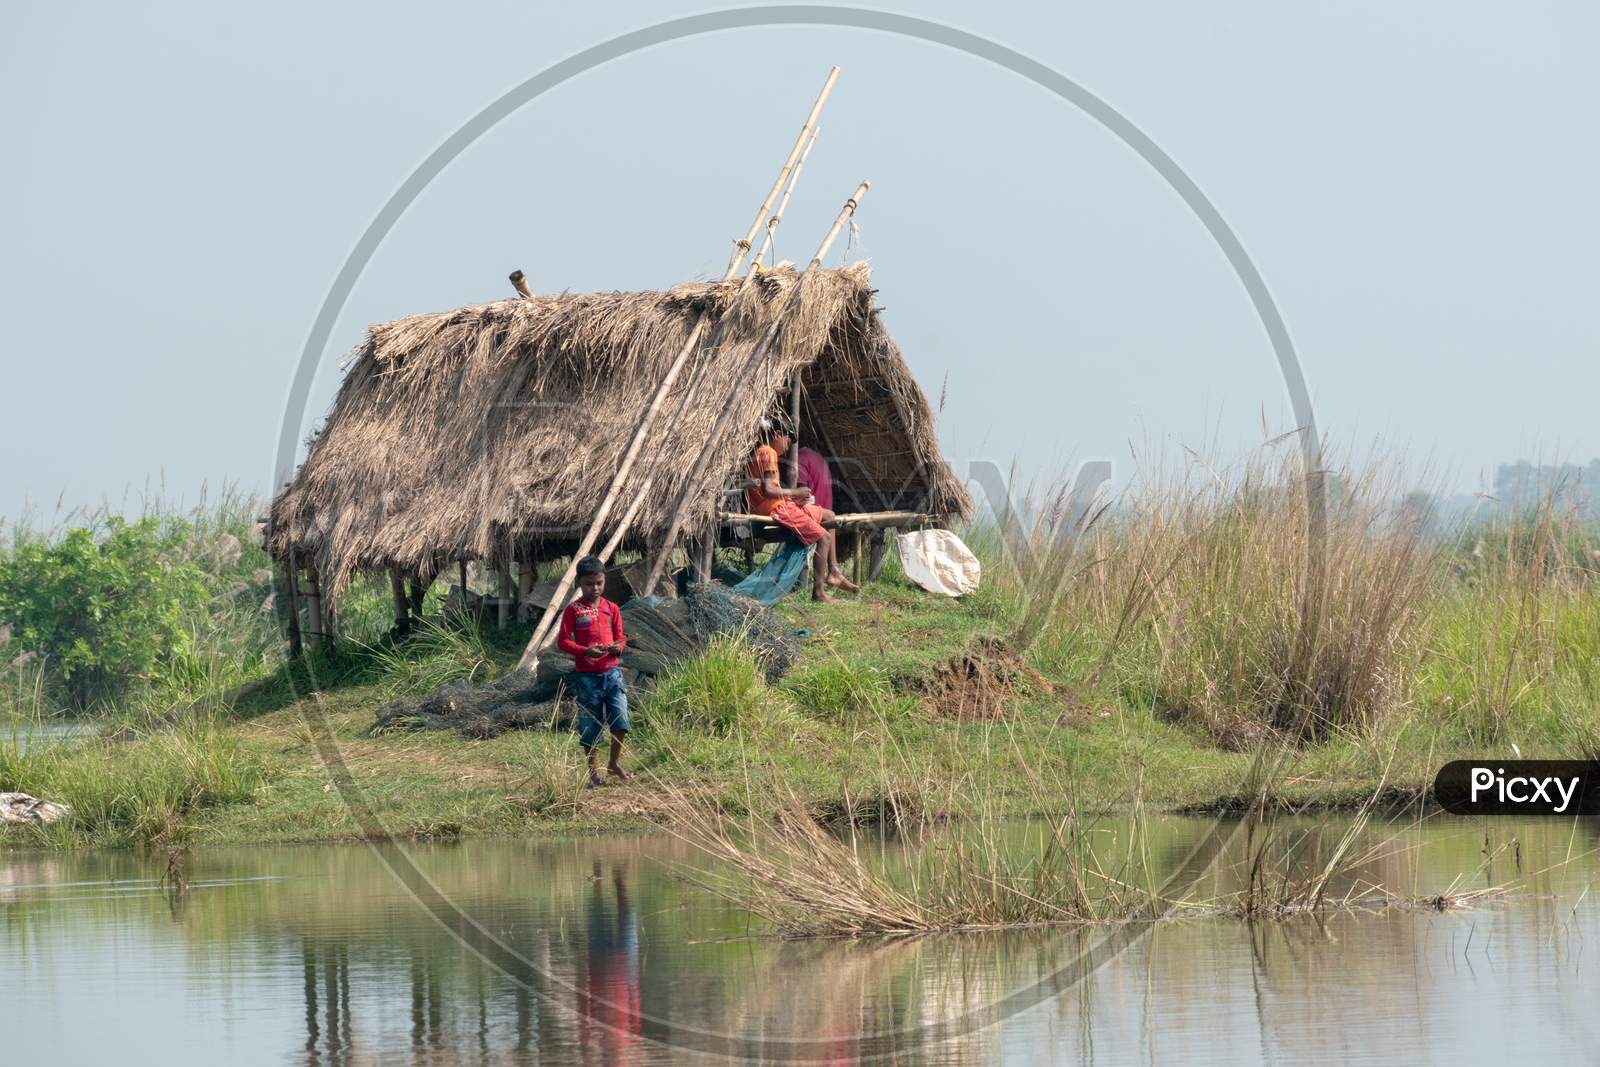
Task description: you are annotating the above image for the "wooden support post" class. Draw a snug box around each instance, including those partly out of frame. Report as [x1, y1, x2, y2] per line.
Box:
[498, 563, 512, 630]
[304, 565, 325, 648]
[851, 530, 864, 587]
[517, 551, 535, 622]
[390, 567, 409, 634]
[691, 525, 715, 584]
[867, 530, 888, 582]
[788, 375, 802, 487]
[458, 560, 469, 597]
[283, 555, 304, 658]
[408, 574, 428, 617]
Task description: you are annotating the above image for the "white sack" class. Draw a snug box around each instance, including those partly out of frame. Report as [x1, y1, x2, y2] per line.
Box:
[895, 528, 981, 597]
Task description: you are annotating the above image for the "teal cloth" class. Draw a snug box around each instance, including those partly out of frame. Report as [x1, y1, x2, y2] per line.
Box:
[732, 541, 814, 605]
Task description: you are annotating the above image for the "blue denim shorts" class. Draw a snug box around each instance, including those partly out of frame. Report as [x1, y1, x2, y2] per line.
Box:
[572, 668, 629, 748]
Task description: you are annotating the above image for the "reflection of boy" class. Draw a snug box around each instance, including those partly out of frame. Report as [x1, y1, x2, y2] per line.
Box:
[557, 556, 630, 788]
[579, 864, 642, 1059]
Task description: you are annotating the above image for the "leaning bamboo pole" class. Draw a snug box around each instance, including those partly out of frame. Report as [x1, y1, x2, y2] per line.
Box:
[642, 180, 871, 594]
[593, 129, 820, 575]
[511, 70, 840, 675]
[511, 129, 826, 659]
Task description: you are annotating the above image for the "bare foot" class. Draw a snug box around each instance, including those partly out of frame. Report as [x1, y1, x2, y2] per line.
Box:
[607, 766, 634, 781]
[586, 772, 607, 789]
[826, 573, 860, 593]
[813, 589, 839, 603]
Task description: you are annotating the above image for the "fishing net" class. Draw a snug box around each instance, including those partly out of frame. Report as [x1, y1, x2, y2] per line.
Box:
[374, 582, 803, 737]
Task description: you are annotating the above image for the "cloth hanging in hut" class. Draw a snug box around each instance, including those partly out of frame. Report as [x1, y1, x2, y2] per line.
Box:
[733, 542, 814, 605]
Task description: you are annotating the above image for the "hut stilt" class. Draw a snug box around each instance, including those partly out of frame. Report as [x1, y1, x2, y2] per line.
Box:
[497, 563, 512, 630]
[282, 554, 304, 658]
[390, 568, 409, 634]
[304, 565, 326, 648]
[517, 551, 534, 622]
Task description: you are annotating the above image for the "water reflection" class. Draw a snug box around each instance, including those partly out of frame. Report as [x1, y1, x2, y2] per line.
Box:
[3, 818, 1598, 1065]
[579, 861, 642, 1064]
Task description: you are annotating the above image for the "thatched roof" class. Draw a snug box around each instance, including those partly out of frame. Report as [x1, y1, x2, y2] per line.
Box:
[267, 263, 969, 595]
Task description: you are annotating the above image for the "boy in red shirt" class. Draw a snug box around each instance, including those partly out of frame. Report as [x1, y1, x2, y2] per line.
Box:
[557, 555, 631, 788]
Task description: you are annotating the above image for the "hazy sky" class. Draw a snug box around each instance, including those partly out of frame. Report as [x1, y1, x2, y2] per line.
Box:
[3, 1, 1596, 521]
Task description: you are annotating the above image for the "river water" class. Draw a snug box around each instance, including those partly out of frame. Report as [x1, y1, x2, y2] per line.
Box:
[3, 814, 1596, 1065]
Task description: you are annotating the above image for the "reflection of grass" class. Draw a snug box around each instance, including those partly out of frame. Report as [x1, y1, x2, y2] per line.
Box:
[657, 742, 1515, 937]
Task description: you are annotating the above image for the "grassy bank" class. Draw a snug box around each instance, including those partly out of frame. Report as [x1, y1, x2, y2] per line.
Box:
[3, 451, 1598, 851]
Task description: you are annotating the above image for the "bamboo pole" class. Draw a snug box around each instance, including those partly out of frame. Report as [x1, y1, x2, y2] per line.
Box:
[579, 132, 819, 588]
[283, 554, 304, 658]
[721, 74, 836, 277]
[497, 563, 512, 630]
[754, 127, 819, 268]
[390, 567, 409, 633]
[585, 127, 821, 573]
[718, 509, 930, 529]
[509, 270, 534, 299]
[641, 181, 871, 594]
[304, 565, 325, 647]
[517, 551, 535, 622]
[511, 71, 840, 675]
[788, 375, 802, 485]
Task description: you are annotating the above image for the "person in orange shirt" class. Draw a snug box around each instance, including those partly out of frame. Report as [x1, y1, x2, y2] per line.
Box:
[746, 415, 859, 602]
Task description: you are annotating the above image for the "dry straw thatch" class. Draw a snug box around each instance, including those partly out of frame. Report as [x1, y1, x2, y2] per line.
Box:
[268, 263, 968, 594]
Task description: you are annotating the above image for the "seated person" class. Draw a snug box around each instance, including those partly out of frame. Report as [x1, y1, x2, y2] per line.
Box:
[747, 415, 858, 602]
[796, 444, 833, 512]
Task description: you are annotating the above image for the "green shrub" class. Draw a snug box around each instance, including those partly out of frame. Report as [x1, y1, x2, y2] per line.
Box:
[783, 658, 898, 722]
[647, 635, 787, 733]
[365, 617, 495, 696]
[0, 518, 208, 707]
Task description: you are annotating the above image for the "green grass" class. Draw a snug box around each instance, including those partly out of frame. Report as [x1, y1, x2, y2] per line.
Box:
[3, 454, 1600, 852]
[1, 710, 266, 847]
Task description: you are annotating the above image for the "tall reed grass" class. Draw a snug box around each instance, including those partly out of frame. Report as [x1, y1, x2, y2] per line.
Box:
[973, 443, 1597, 750]
[1415, 503, 1600, 747]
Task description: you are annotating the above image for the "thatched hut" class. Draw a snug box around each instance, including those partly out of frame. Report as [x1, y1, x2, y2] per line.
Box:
[266, 261, 968, 638]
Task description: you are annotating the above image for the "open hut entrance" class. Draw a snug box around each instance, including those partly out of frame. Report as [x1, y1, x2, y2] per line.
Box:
[792, 338, 939, 516]
[711, 336, 947, 589]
